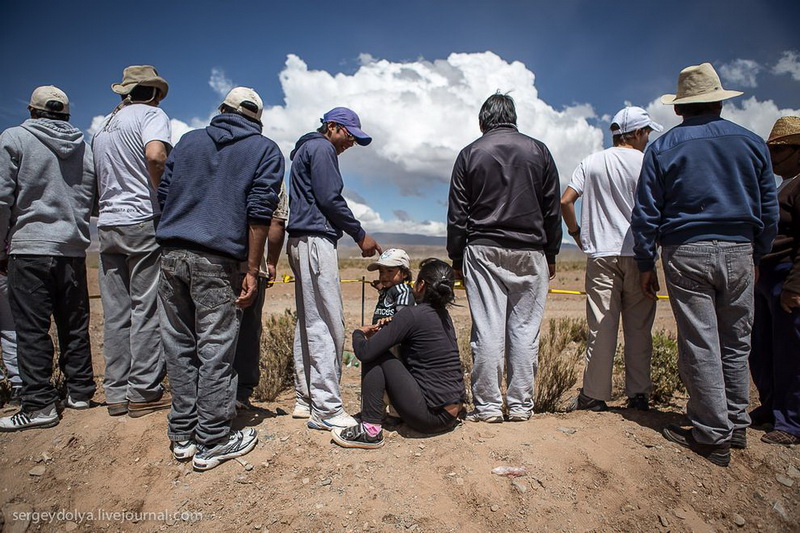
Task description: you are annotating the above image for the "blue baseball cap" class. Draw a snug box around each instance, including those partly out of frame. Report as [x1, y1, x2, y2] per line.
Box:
[322, 107, 372, 146]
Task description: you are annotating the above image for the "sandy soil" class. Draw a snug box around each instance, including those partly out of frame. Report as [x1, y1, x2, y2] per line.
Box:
[0, 254, 798, 532]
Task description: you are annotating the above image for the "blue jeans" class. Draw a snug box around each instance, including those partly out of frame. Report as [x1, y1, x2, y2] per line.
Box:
[662, 241, 754, 445]
[158, 249, 242, 446]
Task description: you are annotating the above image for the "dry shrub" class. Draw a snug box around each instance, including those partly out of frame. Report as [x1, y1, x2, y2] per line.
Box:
[253, 310, 296, 402]
[534, 318, 586, 413]
[457, 324, 474, 407]
[612, 329, 684, 404]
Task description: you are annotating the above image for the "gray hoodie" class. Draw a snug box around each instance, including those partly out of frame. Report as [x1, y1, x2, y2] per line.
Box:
[0, 119, 96, 259]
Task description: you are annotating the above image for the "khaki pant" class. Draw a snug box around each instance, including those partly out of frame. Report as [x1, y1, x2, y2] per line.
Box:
[582, 256, 655, 401]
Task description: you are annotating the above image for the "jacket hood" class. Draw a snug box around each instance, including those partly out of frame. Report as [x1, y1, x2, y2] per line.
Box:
[20, 119, 84, 160]
[206, 113, 263, 145]
[290, 132, 325, 160]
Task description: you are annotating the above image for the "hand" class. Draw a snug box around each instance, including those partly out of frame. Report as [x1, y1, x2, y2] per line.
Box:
[640, 270, 660, 301]
[376, 317, 393, 328]
[266, 263, 277, 288]
[780, 290, 800, 313]
[357, 323, 381, 338]
[358, 234, 382, 257]
[571, 234, 583, 251]
[548, 263, 556, 280]
[236, 272, 258, 308]
[371, 279, 383, 291]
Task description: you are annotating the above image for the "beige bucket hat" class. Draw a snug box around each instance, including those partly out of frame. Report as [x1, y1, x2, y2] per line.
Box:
[112, 65, 169, 98]
[660, 62, 742, 105]
[767, 116, 800, 146]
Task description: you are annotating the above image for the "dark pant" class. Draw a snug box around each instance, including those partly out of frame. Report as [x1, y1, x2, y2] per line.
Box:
[750, 261, 800, 436]
[7, 255, 95, 411]
[234, 277, 267, 401]
[361, 352, 457, 434]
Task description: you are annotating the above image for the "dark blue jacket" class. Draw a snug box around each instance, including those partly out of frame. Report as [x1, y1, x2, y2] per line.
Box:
[286, 132, 365, 245]
[156, 113, 284, 261]
[632, 115, 779, 270]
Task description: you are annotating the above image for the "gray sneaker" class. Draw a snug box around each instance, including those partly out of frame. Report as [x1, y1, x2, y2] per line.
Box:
[465, 411, 503, 423]
[0, 404, 59, 431]
[65, 395, 91, 410]
[192, 428, 258, 471]
[172, 439, 198, 460]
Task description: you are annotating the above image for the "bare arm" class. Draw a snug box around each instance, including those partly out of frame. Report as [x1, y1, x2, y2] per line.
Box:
[145, 140, 168, 189]
[236, 223, 270, 308]
[265, 217, 286, 287]
[560, 186, 583, 250]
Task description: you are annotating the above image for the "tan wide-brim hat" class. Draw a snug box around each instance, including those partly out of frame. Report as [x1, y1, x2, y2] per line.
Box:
[111, 65, 169, 99]
[660, 62, 742, 105]
[767, 116, 800, 146]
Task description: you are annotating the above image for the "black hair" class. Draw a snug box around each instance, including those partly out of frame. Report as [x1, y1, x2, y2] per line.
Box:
[400, 266, 413, 283]
[416, 258, 455, 310]
[478, 92, 517, 133]
[126, 85, 159, 103]
[30, 100, 69, 121]
[675, 101, 722, 118]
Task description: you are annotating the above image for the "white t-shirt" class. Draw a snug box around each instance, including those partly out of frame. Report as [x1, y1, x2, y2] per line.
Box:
[567, 147, 643, 258]
[92, 104, 171, 227]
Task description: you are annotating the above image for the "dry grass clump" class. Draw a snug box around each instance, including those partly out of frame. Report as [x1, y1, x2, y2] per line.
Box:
[534, 318, 586, 413]
[253, 310, 296, 402]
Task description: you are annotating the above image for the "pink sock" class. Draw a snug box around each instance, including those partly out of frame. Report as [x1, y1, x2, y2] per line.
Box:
[363, 422, 382, 436]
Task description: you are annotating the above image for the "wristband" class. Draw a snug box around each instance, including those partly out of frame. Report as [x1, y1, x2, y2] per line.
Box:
[568, 226, 581, 237]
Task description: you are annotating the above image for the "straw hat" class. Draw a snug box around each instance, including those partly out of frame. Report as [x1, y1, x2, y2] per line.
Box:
[767, 116, 800, 146]
[660, 63, 742, 105]
[111, 65, 169, 99]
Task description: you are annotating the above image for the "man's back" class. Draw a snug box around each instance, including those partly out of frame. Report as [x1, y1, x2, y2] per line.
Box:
[93, 104, 171, 227]
[571, 147, 643, 257]
[447, 125, 561, 263]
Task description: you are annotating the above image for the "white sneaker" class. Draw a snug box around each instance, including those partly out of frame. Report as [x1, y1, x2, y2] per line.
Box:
[192, 428, 258, 471]
[292, 403, 311, 419]
[307, 411, 357, 431]
[65, 396, 90, 410]
[0, 404, 59, 431]
[465, 410, 503, 423]
[172, 439, 197, 460]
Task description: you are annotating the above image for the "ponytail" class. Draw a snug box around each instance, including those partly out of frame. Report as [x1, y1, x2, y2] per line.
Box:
[416, 258, 455, 309]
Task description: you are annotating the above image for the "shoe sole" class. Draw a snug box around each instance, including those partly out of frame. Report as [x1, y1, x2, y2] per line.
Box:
[0, 418, 60, 432]
[192, 437, 258, 471]
[128, 401, 171, 419]
[507, 416, 531, 422]
[292, 411, 311, 419]
[331, 430, 384, 449]
[307, 418, 355, 431]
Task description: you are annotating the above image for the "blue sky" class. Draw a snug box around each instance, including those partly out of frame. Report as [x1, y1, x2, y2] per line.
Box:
[2, 1, 799, 238]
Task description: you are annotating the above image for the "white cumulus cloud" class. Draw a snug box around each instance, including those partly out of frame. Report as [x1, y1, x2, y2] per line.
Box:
[719, 59, 762, 88]
[345, 196, 447, 237]
[209, 68, 234, 98]
[773, 50, 800, 81]
[87, 114, 194, 146]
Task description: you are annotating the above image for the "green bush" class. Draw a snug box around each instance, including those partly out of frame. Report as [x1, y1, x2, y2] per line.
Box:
[613, 329, 684, 404]
[252, 310, 296, 402]
[534, 318, 586, 413]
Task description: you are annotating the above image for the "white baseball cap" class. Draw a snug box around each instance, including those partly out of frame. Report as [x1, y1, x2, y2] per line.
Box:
[29, 85, 70, 115]
[367, 249, 411, 271]
[222, 87, 263, 120]
[610, 106, 663, 135]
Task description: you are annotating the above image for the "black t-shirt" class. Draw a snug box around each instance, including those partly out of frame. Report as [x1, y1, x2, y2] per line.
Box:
[353, 303, 465, 409]
[371, 283, 415, 324]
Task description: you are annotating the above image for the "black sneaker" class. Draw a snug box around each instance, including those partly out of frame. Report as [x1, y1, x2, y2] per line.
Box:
[663, 424, 730, 467]
[566, 390, 609, 412]
[748, 407, 774, 431]
[626, 394, 650, 412]
[192, 428, 258, 471]
[331, 423, 385, 449]
[730, 428, 747, 449]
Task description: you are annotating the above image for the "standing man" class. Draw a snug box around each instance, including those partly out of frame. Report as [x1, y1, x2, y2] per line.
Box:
[562, 106, 662, 412]
[0, 86, 96, 430]
[287, 107, 381, 431]
[234, 182, 288, 410]
[156, 87, 283, 470]
[92, 65, 171, 418]
[632, 63, 779, 467]
[448, 93, 562, 423]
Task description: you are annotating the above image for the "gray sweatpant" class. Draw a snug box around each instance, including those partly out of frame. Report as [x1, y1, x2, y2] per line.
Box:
[463, 245, 549, 417]
[0, 274, 20, 388]
[288, 236, 346, 418]
[98, 220, 165, 404]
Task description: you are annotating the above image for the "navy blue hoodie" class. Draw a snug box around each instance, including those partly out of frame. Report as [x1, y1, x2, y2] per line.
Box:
[156, 113, 284, 261]
[286, 132, 365, 244]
